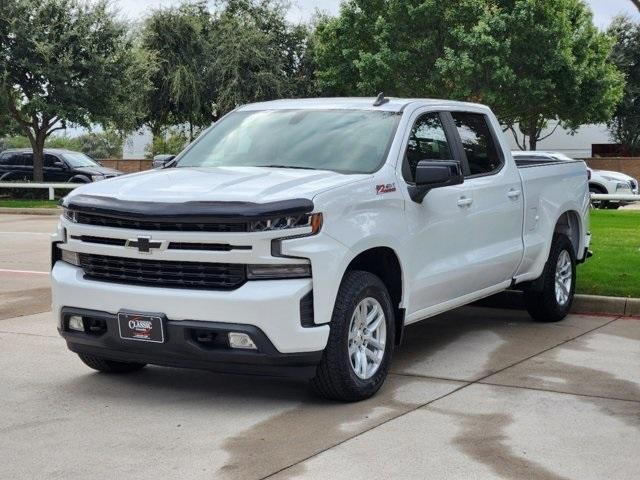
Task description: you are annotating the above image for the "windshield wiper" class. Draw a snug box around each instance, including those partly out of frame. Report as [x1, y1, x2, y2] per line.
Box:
[260, 165, 319, 171]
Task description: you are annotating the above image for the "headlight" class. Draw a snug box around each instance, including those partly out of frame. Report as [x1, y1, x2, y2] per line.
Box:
[59, 247, 80, 266]
[63, 207, 77, 222]
[91, 174, 105, 181]
[247, 264, 311, 279]
[250, 213, 323, 234]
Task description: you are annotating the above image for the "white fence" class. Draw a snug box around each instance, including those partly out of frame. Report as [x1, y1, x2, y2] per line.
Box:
[0, 182, 80, 200]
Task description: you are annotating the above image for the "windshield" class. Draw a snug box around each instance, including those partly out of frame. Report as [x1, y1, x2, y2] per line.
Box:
[62, 152, 100, 167]
[176, 110, 401, 174]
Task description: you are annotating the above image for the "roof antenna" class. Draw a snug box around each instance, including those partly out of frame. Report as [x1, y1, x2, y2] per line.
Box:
[373, 92, 389, 107]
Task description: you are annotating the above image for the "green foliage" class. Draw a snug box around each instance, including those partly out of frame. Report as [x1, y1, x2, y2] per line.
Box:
[314, 0, 624, 150]
[145, 129, 189, 158]
[140, 1, 214, 139]
[607, 16, 640, 155]
[0, 0, 138, 180]
[139, 0, 316, 130]
[441, 0, 624, 150]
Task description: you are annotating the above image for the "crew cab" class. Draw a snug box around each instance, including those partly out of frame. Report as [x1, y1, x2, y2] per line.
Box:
[51, 98, 591, 401]
[0, 148, 121, 182]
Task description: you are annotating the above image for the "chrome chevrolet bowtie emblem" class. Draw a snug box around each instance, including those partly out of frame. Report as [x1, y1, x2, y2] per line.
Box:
[125, 236, 163, 253]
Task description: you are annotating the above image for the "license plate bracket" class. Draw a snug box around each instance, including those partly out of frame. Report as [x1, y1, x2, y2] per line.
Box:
[118, 312, 165, 343]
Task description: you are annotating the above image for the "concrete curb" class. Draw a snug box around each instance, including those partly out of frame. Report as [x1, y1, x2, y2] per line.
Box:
[0, 207, 61, 215]
[477, 290, 640, 317]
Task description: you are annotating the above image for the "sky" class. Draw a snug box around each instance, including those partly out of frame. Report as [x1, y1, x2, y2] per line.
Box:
[114, 0, 640, 28]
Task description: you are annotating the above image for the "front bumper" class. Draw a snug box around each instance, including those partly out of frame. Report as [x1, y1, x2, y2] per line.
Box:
[59, 308, 323, 378]
[52, 261, 330, 355]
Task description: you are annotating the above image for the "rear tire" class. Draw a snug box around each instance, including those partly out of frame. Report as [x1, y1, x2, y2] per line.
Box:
[77, 353, 146, 373]
[311, 271, 395, 402]
[523, 233, 576, 323]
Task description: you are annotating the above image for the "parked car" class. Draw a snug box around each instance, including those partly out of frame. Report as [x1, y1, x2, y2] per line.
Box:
[512, 150, 639, 209]
[52, 98, 591, 401]
[0, 148, 122, 183]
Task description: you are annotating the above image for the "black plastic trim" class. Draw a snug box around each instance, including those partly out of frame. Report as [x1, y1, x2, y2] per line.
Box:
[66, 194, 315, 224]
[60, 308, 323, 378]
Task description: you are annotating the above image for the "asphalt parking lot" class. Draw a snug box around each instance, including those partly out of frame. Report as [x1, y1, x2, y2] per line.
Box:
[1, 213, 639, 480]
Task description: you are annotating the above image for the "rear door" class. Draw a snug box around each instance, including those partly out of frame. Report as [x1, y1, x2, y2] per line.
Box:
[446, 110, 524, 290]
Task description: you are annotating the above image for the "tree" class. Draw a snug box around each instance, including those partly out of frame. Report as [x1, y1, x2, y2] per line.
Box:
[439, 0, 624, 150]
[314, 0, 624, 150]
[0, 0, 138, 181]
[312, 0, 487, 97]
[140, 2, 214, 141]
[607, 16, 640, 155]
[211, 0, 315, 116]
[631, 0, 640, 13]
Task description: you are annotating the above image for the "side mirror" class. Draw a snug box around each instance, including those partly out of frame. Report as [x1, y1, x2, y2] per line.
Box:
[408, 160, 464, 203]
[152, 154, 176, 169]
[53, 161, 66, 169]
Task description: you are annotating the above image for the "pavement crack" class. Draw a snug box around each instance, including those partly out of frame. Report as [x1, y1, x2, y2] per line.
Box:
[478, 381, 640, 404]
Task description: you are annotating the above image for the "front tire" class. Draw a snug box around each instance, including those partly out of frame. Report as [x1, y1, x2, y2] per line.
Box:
[523, 233, 576, 322]
[77, 353, 146, 373]
[311, 271, 395, 402]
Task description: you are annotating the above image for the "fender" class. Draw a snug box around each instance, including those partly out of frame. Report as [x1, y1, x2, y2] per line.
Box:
[68, 175, 91, 183]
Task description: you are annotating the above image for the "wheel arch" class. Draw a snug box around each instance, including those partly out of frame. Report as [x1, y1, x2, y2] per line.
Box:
[554, 210, 582, 259]
[344, 246, 405, 346]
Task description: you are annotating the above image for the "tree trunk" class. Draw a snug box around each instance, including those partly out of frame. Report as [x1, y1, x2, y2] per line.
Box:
[632, 0, 640, 13]
[527, 124, 538, 151]
[29, 130, 47, 182]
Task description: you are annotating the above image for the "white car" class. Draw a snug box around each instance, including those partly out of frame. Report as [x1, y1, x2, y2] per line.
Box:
[52, 98, 591, 401]
[512, 151, 639, 209]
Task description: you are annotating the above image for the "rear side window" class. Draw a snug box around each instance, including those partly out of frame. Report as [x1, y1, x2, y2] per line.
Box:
[20, 153, 33, 166]
[404, 113, 453, 182]
[451, 112, 502, 176]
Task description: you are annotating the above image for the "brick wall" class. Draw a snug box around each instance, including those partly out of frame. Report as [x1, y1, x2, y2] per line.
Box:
[100, 159, 153, 173]
[585, 158, 640, 180]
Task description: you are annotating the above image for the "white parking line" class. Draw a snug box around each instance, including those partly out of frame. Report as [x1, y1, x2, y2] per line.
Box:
[0, 269, 49, 275]
[0, 232, 51, 236]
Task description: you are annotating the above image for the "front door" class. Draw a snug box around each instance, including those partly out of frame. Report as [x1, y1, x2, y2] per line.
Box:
[402, 111, 478, 315]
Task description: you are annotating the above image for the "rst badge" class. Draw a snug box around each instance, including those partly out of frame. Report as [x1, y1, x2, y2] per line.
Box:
[376, 183, 396, 194]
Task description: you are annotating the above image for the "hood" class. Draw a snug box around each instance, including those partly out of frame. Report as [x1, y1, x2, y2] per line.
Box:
[74, 166, 122, 176]
[65, 166, 368, 204]
[594, 169, 633, 181]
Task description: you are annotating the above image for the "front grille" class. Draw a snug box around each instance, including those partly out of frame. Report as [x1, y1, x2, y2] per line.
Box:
[78, 253, 246, 290]
[74, 212, 248, 232]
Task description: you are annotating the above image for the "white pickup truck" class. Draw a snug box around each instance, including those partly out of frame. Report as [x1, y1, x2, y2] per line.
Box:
[51, 97, 591, 401]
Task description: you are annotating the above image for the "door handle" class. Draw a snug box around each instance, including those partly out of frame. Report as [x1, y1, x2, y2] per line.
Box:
[457, 196, 473, 207]
[507, 189, 521, 199]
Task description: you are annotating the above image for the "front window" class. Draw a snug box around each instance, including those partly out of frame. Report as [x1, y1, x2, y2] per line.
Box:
[62, 152, 100, 168]
[176, 110, 401, 174]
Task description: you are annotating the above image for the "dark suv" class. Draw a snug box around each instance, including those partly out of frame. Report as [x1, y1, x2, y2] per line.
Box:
[0, 148, 122, 183]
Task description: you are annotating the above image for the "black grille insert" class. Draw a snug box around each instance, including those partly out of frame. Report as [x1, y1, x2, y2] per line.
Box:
[78, 253, 246, 290]
[74, 212, 248, 232]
